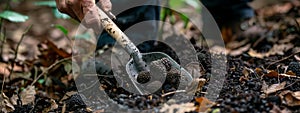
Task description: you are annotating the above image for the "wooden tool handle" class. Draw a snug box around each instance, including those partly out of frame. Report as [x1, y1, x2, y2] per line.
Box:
[97, 8, 147, 72]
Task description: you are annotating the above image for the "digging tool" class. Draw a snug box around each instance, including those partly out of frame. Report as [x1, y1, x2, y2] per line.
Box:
[97, 7, 194, 95]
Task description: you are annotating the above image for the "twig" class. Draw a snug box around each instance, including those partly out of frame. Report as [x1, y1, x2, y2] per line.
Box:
[31, 57, 72, 86]
[1, 73, 5, 94]
[0, 21, 5, 62]
[294, 18, 300, 34]
[1, 0, 12, 94]
[161, 90, 186, 97]
[266, 52, 300, 69]
[284, 79, 300, 89]
[8, 25, 32, 80]
[0, 28, 6, 56]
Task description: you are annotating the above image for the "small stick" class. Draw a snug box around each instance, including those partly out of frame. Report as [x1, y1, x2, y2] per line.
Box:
[31, 57, 71, 86]
[161, 90, 186, 97]
[8, 25, 32, 80]
[267, 52, 300, 69]
[284, 79, 300, 89]
[1, 74, 5, 94]
[0, 26, 6, 62]
[294, 18, 300, 33]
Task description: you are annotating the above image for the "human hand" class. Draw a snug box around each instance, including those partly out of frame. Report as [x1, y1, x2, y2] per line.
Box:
[55, 0, 112, 31]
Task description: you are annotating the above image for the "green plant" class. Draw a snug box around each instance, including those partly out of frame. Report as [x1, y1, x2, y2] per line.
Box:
[0, 10, 29, 22]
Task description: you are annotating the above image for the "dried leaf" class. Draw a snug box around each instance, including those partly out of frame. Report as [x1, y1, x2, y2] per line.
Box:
[280, 91, 300, 107]
[0, 63, 10, 77]
[265, 70, 279, 78]
[38, 39, 71, 66]
[44, 39, 71, 58]
[286, 71, 296, 76]
[50, 99, 58, 110]
[229, 44, 251, 56]
[10, 94, 18, 105]
[60, 91, 77, 103]
[252, 2, 293, 16]
[62, 102, 66, 113]
[186, 78, 206, 94]
[195, 97, 214, 112]
[20, 86, 36, 105]
[255, 68, 265, 76]
[270, 104, 291, 113]
[264, 70, 299, 79]
[248, 49, 265, 59]
[240, 68, 250, 82]
[226, 39, 249, 49]
[43, 99, 58, 112]
[263, 81, 286, 95]
[160, 103, 196, 113]
[248, 44, 293, 58]
[1, 93, 15, 113]
[279, 35, 296, 44]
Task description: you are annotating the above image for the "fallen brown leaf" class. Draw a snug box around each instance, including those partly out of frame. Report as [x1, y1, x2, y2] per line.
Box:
[248, 44, 293, 58]
[280, 90, 300, 107]
[1, 93, 15, 113]
[44, 39, 71, 58]
[229, 44, 251, 56]
[226, 39, 249, 50]
[60, 91, 77, 103]
[262, 81, 286, 95]
[43, 99, 58, 113]
[255, 68, 265, 76]
[38, 39, 72, 67]
[286, 71, 296, 76]
[0, 63, 10, 77]
[10, 94, 18, 106]
[186, 78, 206, 94]
[20, 86, 36, 105]
[265, 70, 279, 78]
[253, 2, 293, 16]
[264, 70, 299, 79]
[270, 104, 291, 113]
[195, 97, 214, 112]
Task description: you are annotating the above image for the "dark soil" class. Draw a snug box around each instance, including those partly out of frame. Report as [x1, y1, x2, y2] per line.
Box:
[1, 0, 300, 113]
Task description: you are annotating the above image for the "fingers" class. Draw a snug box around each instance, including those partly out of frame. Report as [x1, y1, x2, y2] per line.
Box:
[55, 0, 67, 13]
[55, 0, 80, 21]
[98, 0, 112, 12]
[56, 0, 112, 21]
[78, 0, 101, 32]
[80, 0, 99, 24]
[55, 0, 103, 33]
[67, 0, 84, 21]
[81, 0, 96, 14]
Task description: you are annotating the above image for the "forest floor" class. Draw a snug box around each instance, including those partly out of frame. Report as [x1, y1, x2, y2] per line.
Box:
[1, 0, 300, 113]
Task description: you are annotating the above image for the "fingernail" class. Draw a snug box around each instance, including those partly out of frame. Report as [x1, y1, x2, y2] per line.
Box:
[108, 12, 116, 20]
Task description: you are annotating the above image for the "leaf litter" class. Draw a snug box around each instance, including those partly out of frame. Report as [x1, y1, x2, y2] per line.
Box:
[1, 0, 300, 112]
